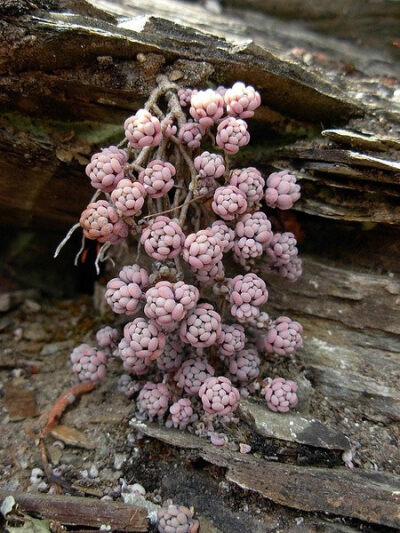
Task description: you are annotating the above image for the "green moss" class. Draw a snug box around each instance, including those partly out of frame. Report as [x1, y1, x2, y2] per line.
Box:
[0, 111, 123, 146]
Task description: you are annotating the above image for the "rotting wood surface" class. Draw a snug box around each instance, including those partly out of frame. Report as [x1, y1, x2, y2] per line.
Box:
[0, 491, 148, 532]
[130, 419, 400, 529]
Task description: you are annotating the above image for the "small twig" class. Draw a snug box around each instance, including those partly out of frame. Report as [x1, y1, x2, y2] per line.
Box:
[179, 191, 193, 226]
[117, 138, 128, 148]
[174, 257, 183, 280]
[134, 145, 153, 168]
[125, 162, 145, 173]
[224, 152, 230, 175]
[135, 240, 142, 263]
[140, 192, 210, 221]
[151, 102, 165, 120]
[32, 382, 97, 439]
[145, 77, 178, 111]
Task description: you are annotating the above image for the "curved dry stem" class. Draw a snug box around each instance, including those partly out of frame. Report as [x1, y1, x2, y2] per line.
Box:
[73, 234, 86, 266]
[54, 223, 81, 258]
[94, 242, 112, 275]
[140, 192, 210, 222]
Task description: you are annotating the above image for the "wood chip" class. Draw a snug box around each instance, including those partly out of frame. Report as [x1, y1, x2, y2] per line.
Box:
[3, 383, 37, 420]
[50, 424, 95, 449]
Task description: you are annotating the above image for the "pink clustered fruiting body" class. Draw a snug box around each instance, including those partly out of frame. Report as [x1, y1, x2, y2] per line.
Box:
[264, 377, 298, 412]
[70, 344, 108, 382]
[86, 146, 128, 193]
[71, 78, 305, 446]
[157, 502, 200, 533]
[138, 160, 176, 198]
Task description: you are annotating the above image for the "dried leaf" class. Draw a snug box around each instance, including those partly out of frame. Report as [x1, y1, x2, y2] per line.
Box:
[50, 424, 95, 449]
[3, 384, 37, 420]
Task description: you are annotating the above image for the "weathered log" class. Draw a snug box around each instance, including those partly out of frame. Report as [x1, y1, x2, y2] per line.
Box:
[0, 491, 148, 531]
[130, 420, 400, 529]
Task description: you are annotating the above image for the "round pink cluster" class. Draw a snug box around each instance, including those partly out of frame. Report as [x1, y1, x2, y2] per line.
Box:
[228, 348, 260, 382]
[199, 376, 240, 415]
[169, 398, 195, 429]
[194, 151, 225, 180]
[224, 82, 261, 119]
[85, 146, 127, 193]
[278, 256, 303, 282]
[144, 280, 199, 331]
[117, 373, 141, 398]
[234, 212, 273, 261]
[212, 185, 247, 221]
[261, 316, 303, 356]
[178, 87, 198, 107]
[137, 382, 171, 420]
[80, 200, 128, 244]
[210, 220, 235, 252]
[265, 377, 298, 412]
[267, 232, 298, 266]
[218, 323, 246, 359]
[175, 357, 215, 395]
[96, 326, 119, 348]
[178, 121, 204, 149]
[216, 117, 250, 154]
[138, 160, 176, 198]
[156, 335, 184, 373]
[179, 303, 222, 348]
[265, 170, 301, 210]
[182, 229, 223, 272]
[124, 109, 162, 149]
[157, 502, 199, 533]
[141, 216, 185, 261]
[124, 317, 166, 362]
[192, 260, 224, 284]
[189, 89, 224, 128]
[111, 179, 146, 217]
[229, 273, 268, 323]
[117, 338, 151, 376]
[105, 264, 148, 316]
[70, 344, 107, 382]
[230, 167, 265, 207]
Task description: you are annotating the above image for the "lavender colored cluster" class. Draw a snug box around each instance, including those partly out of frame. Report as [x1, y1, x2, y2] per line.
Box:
[264, 377, 298, 412]
[71, 79, 306, 433]
[70, 344, 107, 382]
[157, 502, 200, 533]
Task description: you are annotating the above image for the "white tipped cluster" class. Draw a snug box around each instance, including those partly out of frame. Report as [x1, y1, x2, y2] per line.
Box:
[175, 357, 215, 395]
[168, 398, 195, 429]
[229, 273, 268, 323]
[141, 216, 185, 261]
[265, 170, 301, 210]
[117, 338, 151, 376]
[199, 376, 240, 415]
[267, 232, 298, 267]
[85, 146, 127, 193]
[124, 109, 162, 149]
[177, 87, 198, 107]
[189, 89, 224, 128]
[157, 502, 200, 533]
[182, 229, 223, 272]
[210, 220, 235, 253]
[264, 377, 298, 412]
[138, 160, 176, 198]
[179, 303, 222, 348]
[96, 326, 119, 348]
[224, 82, 261, 119]
[178, 121, 204, 149]
[212, 185, 248, 221]
[228, 348, 260, 382]
[218, 323, 246, 359]
[162, 118, 177, 137]
[229, 167, 265, 207]
[105, 264, 148, 316]
[137, 382, 171, 420]
[80, 200, 129, 244]
[216, 117, 250, 154]
[156, 335, 185, 373]
[70, 344, 107, 382]
[124, 317, 166, 362]
[111, 179, 146, 217]
[260, 316, 303, 356]
[144, 280, 199, 331]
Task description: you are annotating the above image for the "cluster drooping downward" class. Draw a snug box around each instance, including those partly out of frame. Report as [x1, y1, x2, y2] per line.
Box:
[68, 77, 304, 442]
